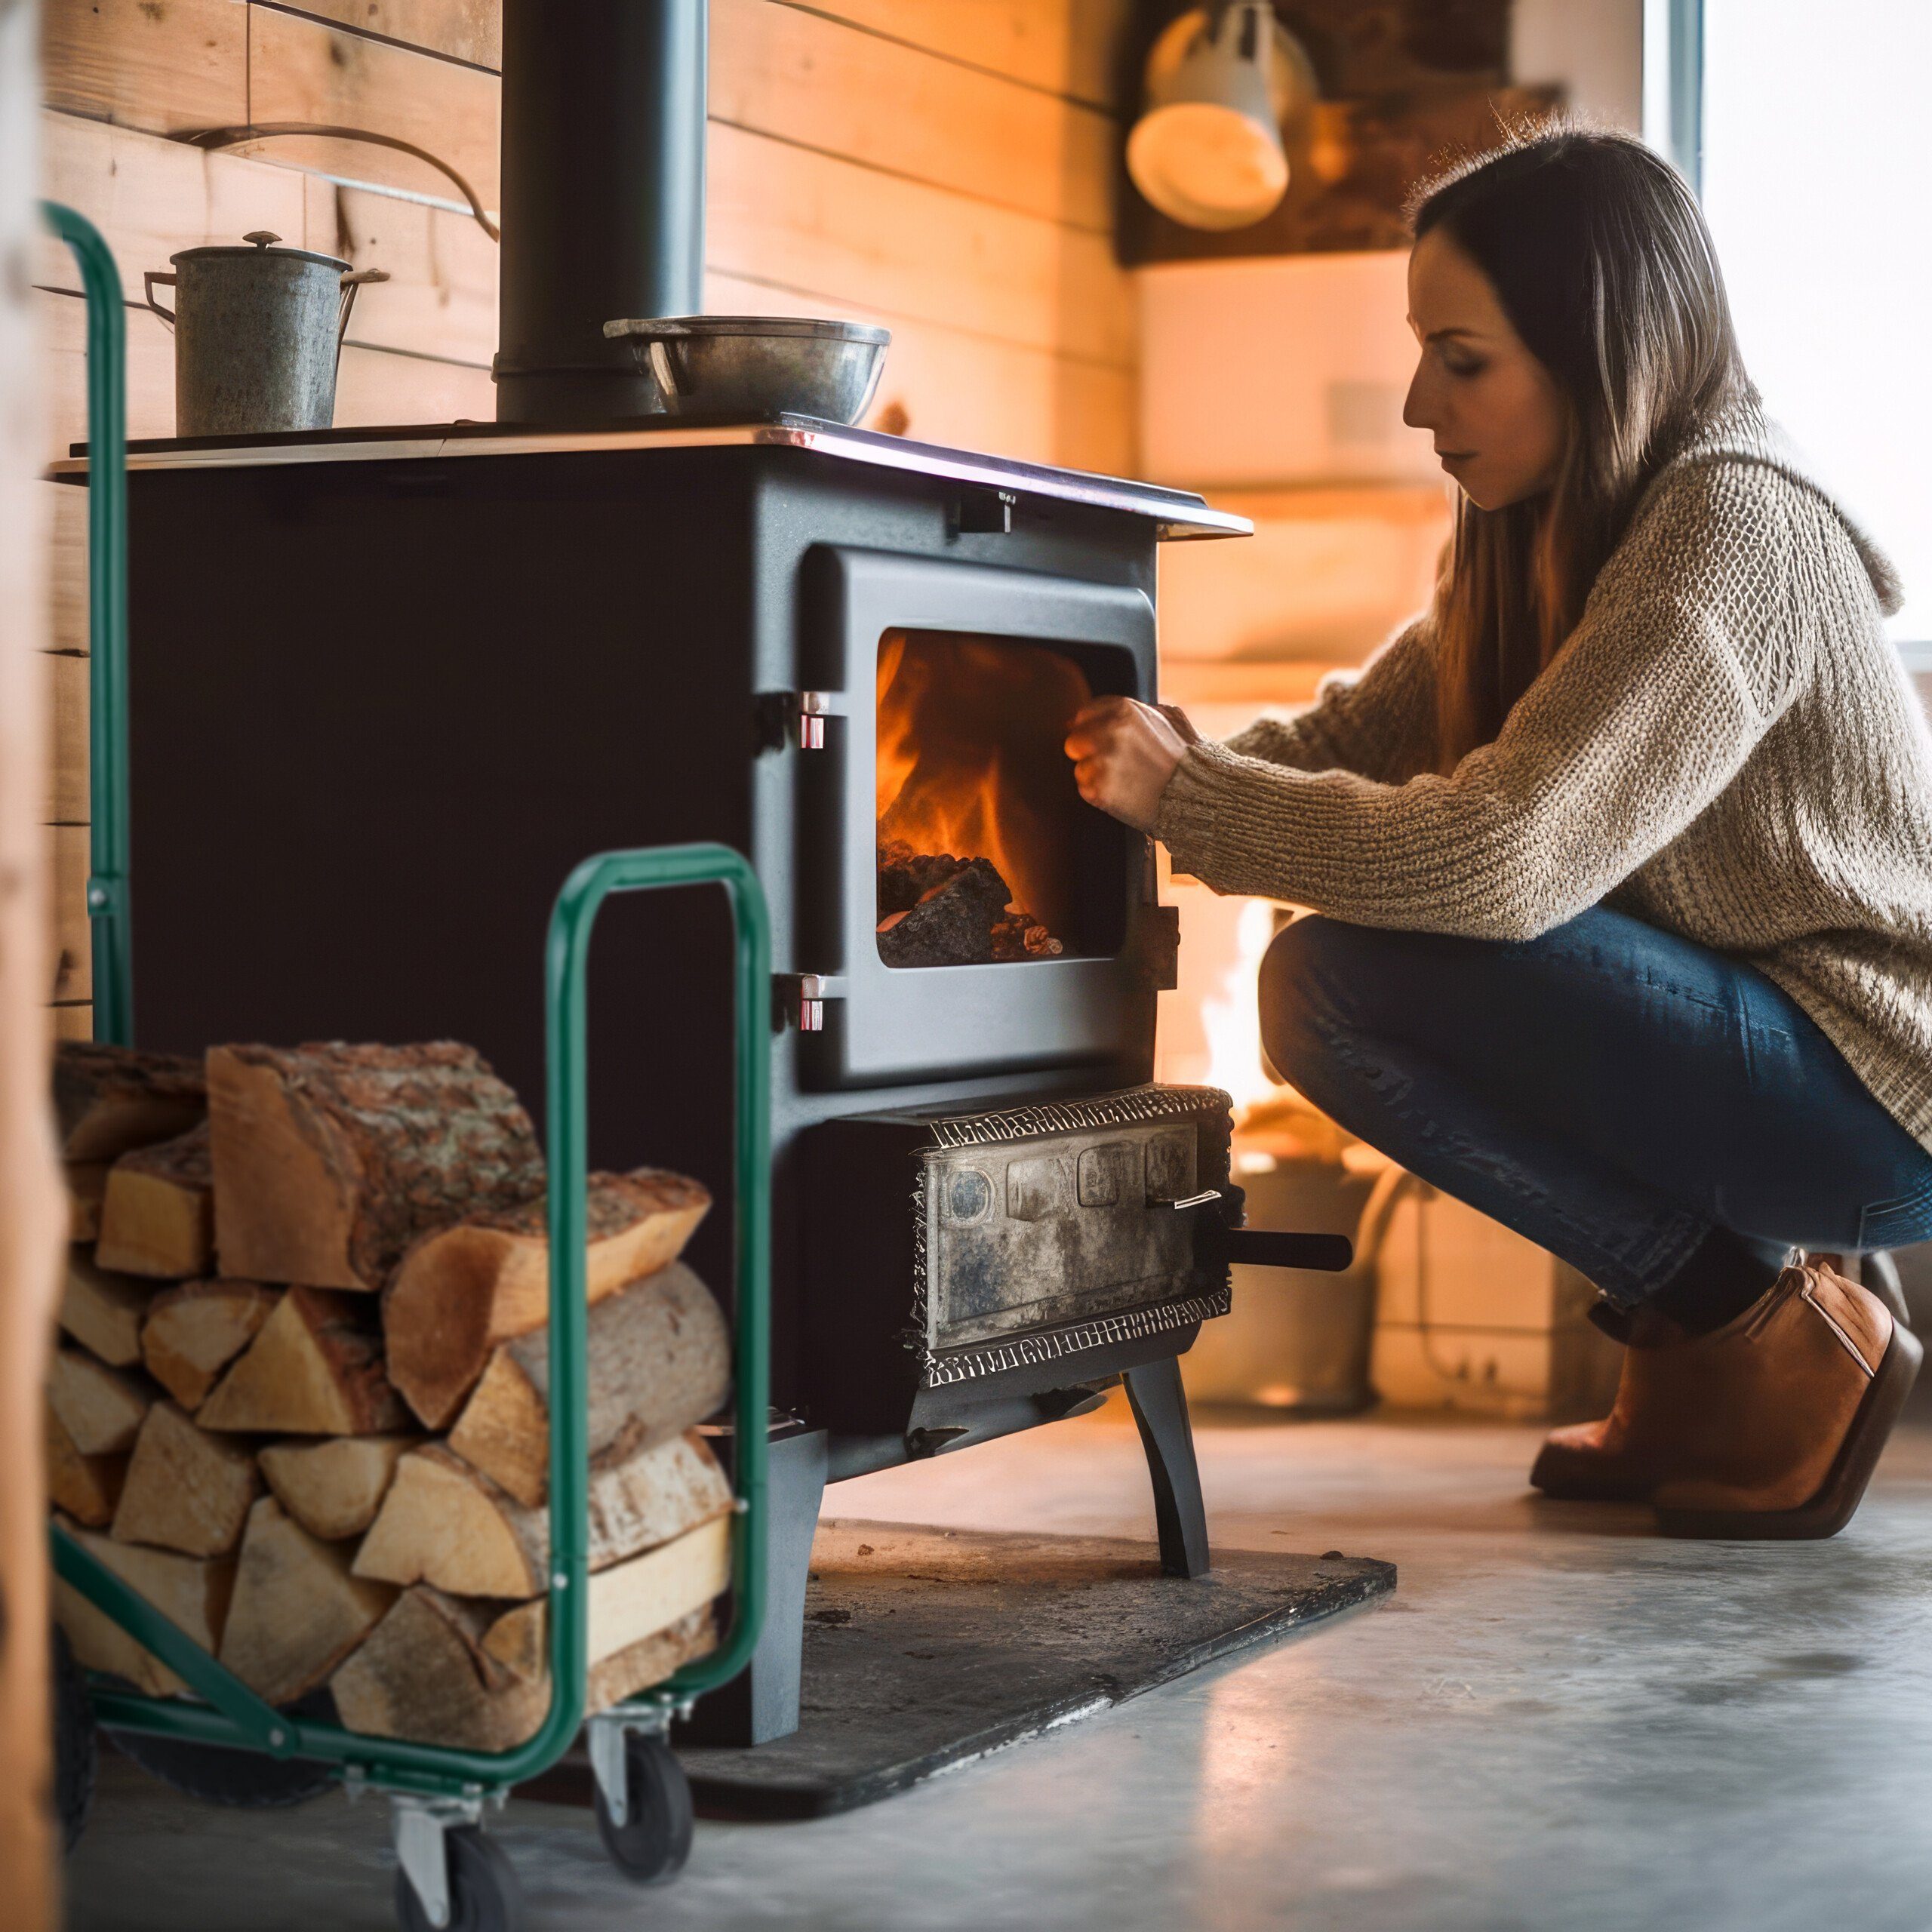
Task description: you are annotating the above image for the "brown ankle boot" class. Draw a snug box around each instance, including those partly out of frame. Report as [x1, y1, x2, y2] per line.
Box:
[1529, 1302, 1700, 1502]
[1650, 1258, 1919, 1538]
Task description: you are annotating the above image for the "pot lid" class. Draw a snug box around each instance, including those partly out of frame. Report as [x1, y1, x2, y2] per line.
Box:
[169, 230, 352, 272]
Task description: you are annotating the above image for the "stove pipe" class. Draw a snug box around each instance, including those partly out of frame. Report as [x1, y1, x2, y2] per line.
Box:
[494, 0, 707, 425]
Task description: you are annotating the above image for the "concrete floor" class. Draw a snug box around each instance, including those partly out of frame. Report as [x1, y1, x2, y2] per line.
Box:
[64, 1400, 1932, 1932]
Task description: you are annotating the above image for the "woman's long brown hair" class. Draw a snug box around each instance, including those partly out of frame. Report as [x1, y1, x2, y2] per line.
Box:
[1411, 128, 1755, 768]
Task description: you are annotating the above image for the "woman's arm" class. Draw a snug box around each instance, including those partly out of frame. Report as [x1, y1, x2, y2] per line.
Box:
[1153, 461, 1810, 937]
[1220, 616, 1439, 783]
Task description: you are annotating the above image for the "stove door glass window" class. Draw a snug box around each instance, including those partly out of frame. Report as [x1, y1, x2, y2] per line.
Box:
[876, 629, 1124, 967]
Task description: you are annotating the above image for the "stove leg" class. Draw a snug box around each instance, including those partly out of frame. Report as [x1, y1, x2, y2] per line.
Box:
[1124, 1356, 1210, 1578]
[676, 1426, 828, 1748]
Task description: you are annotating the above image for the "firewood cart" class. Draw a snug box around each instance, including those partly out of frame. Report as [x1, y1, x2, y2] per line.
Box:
[42, 202, 773, 1932]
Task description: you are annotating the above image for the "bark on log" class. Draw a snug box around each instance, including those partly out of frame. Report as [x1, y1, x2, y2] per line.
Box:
[481, 1513, 731, 1684]
[57, 1251, 153, 1367]
[45, 1405, 127, 1530]
[52, 1041, 205, 1162]
[383, 1168, 710, 1429]
[111, 1401, 260, 1558]
[66, 1161, 109, 1241]
[51, 1521, 235, 1699]
[258, 1435, 419, 1542]
[141, 1279, 278, 1411]
[354, 1430, 731, 1598]
[332, 1589, 715, 1750]
[446, 1263, 730, 1508]
[46, 1346, 154, 1456]
[95, 1124, 214, 1278]
[197, 1287, 409, 1435]
[218, 1498, 395, 1706]
[208, 1043, 543, 1291]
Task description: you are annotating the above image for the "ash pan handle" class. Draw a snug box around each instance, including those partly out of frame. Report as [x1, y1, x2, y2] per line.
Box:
[1222, 1227, 1355, 1273]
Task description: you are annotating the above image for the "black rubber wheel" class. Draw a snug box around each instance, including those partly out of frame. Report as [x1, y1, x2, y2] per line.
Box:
[106, 1685, 337, 1808]
[393, 1825, 526, 1932]
[51, 1627, 97, 1853]
[593, 1733, 694, 1884]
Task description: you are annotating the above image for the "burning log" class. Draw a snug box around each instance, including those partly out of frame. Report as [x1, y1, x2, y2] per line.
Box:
[877, 844, 1065, 967]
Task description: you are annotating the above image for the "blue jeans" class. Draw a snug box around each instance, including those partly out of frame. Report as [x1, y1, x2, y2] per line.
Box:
[1259, 906, 1932, 1309]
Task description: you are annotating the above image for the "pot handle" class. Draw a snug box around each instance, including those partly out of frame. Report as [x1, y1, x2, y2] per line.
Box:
[336, 267, 390, 345]
[144, 270, 177, 328]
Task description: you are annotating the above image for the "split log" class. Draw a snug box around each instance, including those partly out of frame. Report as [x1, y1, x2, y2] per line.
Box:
[197, 1287, 408, 1435]
[329, 1587, 549, 1752]
[95, 1123, 213, 1278]
[350, 1444, 546, 1599]
[481, 1513, 731, 1684]
[45, 1404, 126, 1529]
[53, 1041, 205, 1162]
[354, 1431, 731, 1599]
[218, 1498, 395, 1706]
[111, 1401, 260, 1558]
[383, 1167, 711, 1429]
[66, 1161, 109, 1241]
[259, 1435, 419, 1542]
[51, 1521, 234, 1698]
[58, 1251, 152, 1367]
[46, 1345, 152, 1455]
[141, 1279, 278, 1411]
[445, 1263, 730, 1507]
[208, 1042, 544, 1291]
[332, 1589, 715, 1751]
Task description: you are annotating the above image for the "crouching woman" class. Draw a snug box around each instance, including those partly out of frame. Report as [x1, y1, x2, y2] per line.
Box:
[1066, 128, 1932, 1539]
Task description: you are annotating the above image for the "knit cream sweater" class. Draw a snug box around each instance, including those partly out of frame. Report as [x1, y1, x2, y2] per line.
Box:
[1154, 408, 1932, 1152]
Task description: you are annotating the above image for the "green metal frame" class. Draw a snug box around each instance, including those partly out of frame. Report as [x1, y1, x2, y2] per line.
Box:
[40, 202, 770, 1800]
[42, 202, 131, 1046]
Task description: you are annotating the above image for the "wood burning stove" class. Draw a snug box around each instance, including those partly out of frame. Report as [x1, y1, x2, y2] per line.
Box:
[87, 415, 1346, 1746]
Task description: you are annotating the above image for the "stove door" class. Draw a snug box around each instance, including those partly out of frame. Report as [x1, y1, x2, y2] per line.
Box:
[796, 545, 1161, 1090]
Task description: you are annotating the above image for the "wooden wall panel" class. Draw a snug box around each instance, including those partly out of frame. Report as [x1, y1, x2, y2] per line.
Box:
[275, 0, 501, 69]
[48, 825, 90, 1005]
[44, 0, 248, 134]
[42, 653, 88, 827]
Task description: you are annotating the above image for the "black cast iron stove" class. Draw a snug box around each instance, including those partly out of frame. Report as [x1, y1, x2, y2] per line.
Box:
[77, 414, 1349, 1742]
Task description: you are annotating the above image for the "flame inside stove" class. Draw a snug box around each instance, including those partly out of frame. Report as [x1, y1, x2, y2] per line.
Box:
[875, 629, 1093, 946]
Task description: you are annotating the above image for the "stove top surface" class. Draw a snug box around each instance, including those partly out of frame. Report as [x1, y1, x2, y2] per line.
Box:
[54, 414, 1252, 541]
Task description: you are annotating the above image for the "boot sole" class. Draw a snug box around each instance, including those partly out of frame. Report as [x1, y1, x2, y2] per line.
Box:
[1526, 1447, 1657, 1503]
[1654, 1321, 1924, 1541]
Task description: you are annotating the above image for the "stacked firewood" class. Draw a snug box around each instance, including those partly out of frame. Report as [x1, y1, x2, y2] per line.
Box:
[46, 1040, 733, 1750]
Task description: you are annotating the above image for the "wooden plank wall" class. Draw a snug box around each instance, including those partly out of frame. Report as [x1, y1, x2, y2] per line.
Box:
[38, 0, 1139, 1032]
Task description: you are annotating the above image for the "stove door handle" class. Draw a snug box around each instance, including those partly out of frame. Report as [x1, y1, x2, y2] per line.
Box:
[1221, 1227, 1355, 1273]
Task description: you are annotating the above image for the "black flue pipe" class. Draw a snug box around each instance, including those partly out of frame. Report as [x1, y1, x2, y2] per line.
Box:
[494, 0, 706, 424]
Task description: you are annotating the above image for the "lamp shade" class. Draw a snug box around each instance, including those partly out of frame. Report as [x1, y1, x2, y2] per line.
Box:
[1128, 3, 1294, 231]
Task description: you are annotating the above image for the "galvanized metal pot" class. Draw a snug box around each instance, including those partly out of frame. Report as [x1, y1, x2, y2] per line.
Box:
[146, 231, 387, 438]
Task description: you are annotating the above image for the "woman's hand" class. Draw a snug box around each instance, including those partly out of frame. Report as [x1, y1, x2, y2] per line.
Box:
[1064, 697, 1198, 832]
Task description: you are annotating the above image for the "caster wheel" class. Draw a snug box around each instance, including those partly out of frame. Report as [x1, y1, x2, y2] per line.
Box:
[52, 1628, 97, 1853]
[107, 1685, 337, 1808]
[594, 1733, 694, 1884]
[394, 1825, 525, 1932]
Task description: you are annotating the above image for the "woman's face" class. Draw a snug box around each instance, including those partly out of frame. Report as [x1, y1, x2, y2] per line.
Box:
[1404, 227, 1567, 510]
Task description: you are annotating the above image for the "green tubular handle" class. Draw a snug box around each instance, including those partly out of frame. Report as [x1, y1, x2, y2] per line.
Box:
[54, 840, 772, 1790]
[42, 201, 132, 1046]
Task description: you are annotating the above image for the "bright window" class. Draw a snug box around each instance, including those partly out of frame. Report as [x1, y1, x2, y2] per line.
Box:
[1700, 0, 1932, 652]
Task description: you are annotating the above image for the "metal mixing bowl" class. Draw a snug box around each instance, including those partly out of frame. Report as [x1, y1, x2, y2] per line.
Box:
[601, 315, 891, 425]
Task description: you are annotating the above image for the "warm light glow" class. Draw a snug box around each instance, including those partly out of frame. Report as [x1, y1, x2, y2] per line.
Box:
[875, 630, 1091, 940]
[1198, 897, 1281, 1118]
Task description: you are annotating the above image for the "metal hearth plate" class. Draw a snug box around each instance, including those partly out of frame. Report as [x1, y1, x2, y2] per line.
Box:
[524, 1520, 1393, 1820]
